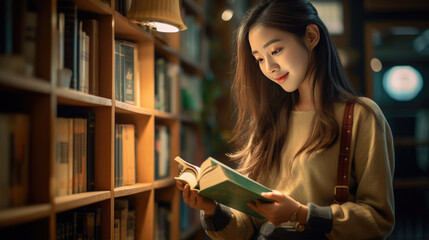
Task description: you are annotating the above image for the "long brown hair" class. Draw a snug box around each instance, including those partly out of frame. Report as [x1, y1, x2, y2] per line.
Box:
[229, 0, 371, 181]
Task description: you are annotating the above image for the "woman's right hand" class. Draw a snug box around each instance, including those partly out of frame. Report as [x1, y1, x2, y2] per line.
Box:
[176, 181, 217, 217]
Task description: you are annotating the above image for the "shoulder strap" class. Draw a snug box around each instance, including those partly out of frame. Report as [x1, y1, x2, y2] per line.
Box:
[334, 102, 354, 204]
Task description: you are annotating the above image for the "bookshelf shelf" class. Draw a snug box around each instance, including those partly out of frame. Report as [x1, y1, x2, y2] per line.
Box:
[114, 183, 153, 198]
[0, 71, 51, 94]
[154, 178, 176, 189]
[56, 88, 113, 106]
[114, 12, 153, 43]
[115, 100, 153, 116]
[154, 109, 181, 121]
[74, 0, 113, 14]
[0, 0, 207, 239]
[0, 204, 51, 228]
[54, 191, 111, 213]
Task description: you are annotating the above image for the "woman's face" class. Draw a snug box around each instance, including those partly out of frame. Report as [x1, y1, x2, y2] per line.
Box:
[249, 25, 310, 93]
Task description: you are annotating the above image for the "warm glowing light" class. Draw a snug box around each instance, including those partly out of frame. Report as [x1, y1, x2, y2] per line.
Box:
[221, 9, 234, 21]
[150, 22, 179, 33]
[370, 58, 382, 72]
[383, 66, 423, 101]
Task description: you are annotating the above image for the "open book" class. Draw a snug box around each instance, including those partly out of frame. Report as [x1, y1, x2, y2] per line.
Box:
[174, 156, 274, 219]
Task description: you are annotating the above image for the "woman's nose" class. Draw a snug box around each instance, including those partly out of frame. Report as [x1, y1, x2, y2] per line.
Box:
[265, 58, 278, 73]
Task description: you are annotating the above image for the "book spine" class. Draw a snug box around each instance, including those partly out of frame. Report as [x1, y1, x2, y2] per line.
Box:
[58, 0, 78, 90]
[0, 114, 10, 208]
[82, 19, 99, 96]
[121, 41, 135, 105]
[10, 114, 30, 206]
[114, 41, 120, 101]
[86, 111, 95, 191]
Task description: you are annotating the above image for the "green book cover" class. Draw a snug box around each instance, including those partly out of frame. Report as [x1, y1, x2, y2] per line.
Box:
[175, 157, 273, 219]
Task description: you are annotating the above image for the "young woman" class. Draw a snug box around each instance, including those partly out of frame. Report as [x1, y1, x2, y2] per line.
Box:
[177, 0, 395, 239]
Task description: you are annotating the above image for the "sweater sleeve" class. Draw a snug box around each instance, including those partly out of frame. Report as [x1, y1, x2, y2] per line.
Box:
[327, 99, 395, 239]
[201, 203, 261, 240]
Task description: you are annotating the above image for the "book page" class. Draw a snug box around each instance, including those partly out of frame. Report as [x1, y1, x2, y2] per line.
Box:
[175, 170, 199, 189]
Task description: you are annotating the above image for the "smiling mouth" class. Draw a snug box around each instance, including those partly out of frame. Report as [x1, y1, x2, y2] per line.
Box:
[275, 73, 288, 84]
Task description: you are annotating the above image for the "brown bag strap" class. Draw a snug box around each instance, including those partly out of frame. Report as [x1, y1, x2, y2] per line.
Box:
[334, 103, 354, 204]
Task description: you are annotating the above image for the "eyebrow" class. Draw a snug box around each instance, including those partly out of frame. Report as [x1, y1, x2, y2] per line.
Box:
[251, 39, 281, 55]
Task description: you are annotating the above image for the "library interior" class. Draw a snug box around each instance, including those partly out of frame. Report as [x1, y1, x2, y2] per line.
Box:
[0, 0, 428, 239]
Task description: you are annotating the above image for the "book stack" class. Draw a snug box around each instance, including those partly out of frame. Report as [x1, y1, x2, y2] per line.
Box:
[0, 0, 37, 76]
[180, 73, 203, 121]
[154, 201, 171, 240]
[155, 58, 180, 113]
[114, 198, 136, 240]
[115, 40, 136, 105]
[57, 0, 100, 94]
[154, 125, 170, 180]
[56, 207, 102, 240]
[0, 113, 30, 209]
[55, 110, 95, 196]
[115, 124, 136, 187]
[181, 14, 202, 63]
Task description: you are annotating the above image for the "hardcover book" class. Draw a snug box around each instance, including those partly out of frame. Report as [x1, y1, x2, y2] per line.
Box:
[174, 156, 274, 219]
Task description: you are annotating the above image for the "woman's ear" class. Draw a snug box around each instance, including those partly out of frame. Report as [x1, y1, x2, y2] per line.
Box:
[305, 24, 320, 51]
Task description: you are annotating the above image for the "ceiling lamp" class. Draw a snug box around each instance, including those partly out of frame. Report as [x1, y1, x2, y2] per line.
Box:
[127, 0, 187, 33]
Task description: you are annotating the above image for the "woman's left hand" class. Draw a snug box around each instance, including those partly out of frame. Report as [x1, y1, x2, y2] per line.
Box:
[247, 190, 301, 225]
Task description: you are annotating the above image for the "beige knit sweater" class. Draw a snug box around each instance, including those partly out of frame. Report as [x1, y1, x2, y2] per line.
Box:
[203, 98, 395, 240]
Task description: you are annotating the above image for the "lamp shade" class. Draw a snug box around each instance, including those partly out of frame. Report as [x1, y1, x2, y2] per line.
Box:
[127, 0, 187, 33]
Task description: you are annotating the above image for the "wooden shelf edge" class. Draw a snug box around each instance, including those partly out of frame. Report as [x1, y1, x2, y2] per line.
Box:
[74, 0, 113, 15]
[154, 110, 181, 121]
[114, 12, 153, 43]
[56, 88, 113, 107]
[0, 70, 51, 94]
[154, 178, 175, 189]
[115, 101, 153, 116]
[0, 203, 51, 228]
[114, 183, 153, 198]
[54, 191, 111, 213]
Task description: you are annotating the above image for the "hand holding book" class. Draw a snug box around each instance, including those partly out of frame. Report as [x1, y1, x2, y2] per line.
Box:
[174, 156, 274, 219]
[176, 181, 217, 217]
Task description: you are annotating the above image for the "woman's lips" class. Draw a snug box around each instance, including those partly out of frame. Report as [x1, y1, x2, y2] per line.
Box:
[275, 73, 288, 84]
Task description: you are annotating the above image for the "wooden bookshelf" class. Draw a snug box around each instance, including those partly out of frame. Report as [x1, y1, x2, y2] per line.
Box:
[0, 0, 207, 239]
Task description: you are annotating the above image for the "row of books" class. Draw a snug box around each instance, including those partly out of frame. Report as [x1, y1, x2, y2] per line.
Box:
[155, 58, 180, 113]
[154, 125, 170, 180]
[55, 110, 95, 197]
[115, 124, 136, 187]
[0, 113, 30, 209]
[0, 0, 37, 76]
[115, 40, 138, 105]
[181, 73, 203, 120]
[114, 198, 136, 240]
[154, 201, 171, 240]
[181, 13, 203, 63]
[155, 57, 203, 118]
[57, 0, 100, 95]
[56, 207, 102, 240]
